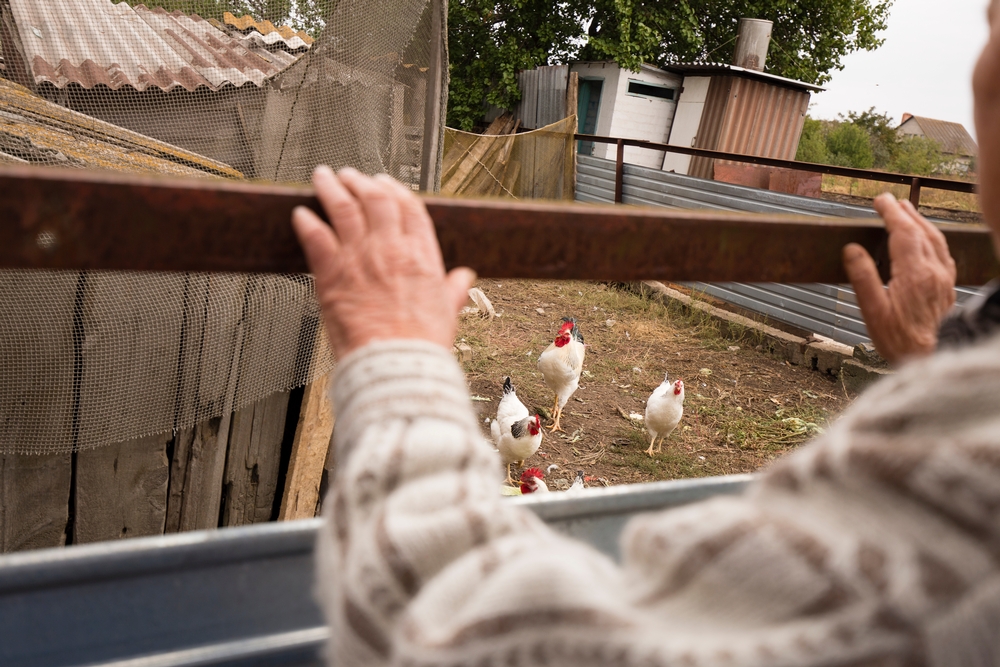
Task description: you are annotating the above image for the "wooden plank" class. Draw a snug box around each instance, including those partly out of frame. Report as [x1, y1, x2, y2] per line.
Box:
[221, 392, 290, 527]
[164, 416, 231, 532]
[278, 373, 334, 521]
[0, 453, 71, 552]
[73, 433, 170, 544]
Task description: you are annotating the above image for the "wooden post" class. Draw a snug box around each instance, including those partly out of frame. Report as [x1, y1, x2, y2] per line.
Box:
[909, 176, 923, 209]
[418, 0, 445, 192]
[278, 372, 335, 520]
[615, 138, 625, 203]
[566, 71, 579, 128]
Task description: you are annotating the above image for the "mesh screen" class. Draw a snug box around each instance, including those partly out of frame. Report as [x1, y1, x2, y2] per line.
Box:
[442, 116, 577, 200]
[0, 0, 445, 454]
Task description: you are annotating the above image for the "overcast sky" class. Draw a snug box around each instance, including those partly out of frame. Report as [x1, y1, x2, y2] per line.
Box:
[807, 0, 990, 138]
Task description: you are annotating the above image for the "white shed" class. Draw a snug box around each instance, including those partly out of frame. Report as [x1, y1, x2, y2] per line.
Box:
[572, 62, 682, 169]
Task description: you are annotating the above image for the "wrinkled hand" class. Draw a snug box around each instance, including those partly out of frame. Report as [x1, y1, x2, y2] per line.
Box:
[292, 167, 476, 358]
[842, 193, 956, 365]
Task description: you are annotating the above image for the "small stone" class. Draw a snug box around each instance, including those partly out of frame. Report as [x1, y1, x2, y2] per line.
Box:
[727, 346, 741, 352]
[605, 319, 616, 327]
[454, 343, 473, 363]
[536, 308, 546, 315]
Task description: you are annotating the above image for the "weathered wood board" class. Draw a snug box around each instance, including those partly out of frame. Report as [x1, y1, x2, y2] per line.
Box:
[221, 392, 290, 527]
[279, 373, 334, 520]
[73, 433, 170, 544]
[0, 453, 72, 552]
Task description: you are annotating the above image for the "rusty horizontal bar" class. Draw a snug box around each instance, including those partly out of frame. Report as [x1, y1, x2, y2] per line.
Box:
[575, 133, 978, 195]
[0, 165, 995, 285]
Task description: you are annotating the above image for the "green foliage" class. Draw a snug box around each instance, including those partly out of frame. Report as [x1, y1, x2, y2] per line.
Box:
[826, 122, 874, 169]
[582, 0, 893, 86]
[112, 0, 322, 32]
[447, 0, 587, 130]
[796, 109, 946, 176]
[795, 117, 829, 164]
[892, 135, 944, 176]
[845, 107, 897, 169]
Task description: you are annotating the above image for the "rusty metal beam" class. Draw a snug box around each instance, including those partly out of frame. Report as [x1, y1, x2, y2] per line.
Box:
[0, 165, 995, 285]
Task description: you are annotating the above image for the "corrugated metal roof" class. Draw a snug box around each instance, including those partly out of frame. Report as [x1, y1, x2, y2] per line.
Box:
[8, 0, 308, 92]
[0, 76, 242, 178]
[663, 63, 824, 92]
[218, 12, 314, 51]
[899, 116, 978, 158]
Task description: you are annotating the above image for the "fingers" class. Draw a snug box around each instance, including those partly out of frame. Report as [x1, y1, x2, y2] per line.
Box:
[377, 175, 443, 260]
[843, 242, 892, 344]
[338, 168, 402, 235]
[874, 193, 926, 261]
[900, 199, 955, 271]
[446, 267, 477, 314]
[292, 206, 341, 277]
[313, 166, 367, 245]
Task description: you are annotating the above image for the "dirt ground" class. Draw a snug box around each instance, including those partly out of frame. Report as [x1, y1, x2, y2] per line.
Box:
[821, 191, 983, 225]
[457, 280, 857, 491]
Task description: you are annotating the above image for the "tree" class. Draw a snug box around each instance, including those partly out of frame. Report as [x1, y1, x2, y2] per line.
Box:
[795, 116, 829, 164]
[112, 0, 321, 32]
[825, 122, 874, 169]
[845, 107, 898, 169]
[891, 136, 943, 176]
[447, 0, 893, 129]
[447, 0, 588, 130]
[582, 0, 892, 86]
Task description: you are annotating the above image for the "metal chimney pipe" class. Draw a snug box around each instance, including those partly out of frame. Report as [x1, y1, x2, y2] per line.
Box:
[733, 18, 773, 71]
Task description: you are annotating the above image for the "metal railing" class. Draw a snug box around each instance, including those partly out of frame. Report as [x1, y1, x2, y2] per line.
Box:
[574, 133, 978, 208]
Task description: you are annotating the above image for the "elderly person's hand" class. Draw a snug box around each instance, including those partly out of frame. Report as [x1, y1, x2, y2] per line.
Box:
[842, 193, 956, 365]
[291, 166, 476, 358]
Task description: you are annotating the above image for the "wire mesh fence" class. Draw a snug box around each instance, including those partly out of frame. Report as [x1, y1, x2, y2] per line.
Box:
[0, 0, 446, 453]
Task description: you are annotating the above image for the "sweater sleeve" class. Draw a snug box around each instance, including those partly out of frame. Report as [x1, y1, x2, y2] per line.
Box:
[316, 336, 1000, 667]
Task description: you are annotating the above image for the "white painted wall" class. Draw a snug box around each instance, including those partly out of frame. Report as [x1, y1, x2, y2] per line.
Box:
[662, 76, 712, 175]
[570, 62, 681, 165]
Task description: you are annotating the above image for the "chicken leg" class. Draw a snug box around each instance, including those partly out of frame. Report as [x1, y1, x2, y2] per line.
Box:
[645, 436, 658, 458]
[548, 395, 564, 432]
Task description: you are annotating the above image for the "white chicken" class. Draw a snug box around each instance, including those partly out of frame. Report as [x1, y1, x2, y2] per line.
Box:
[490, 377, 543, 484]
[644, 373, 685, 457]
[537, 317, 585, 432]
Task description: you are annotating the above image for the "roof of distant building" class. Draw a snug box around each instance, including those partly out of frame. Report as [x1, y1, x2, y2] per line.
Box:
[0, 77, 243, 178]
[217, 12, 314, 51]
[5, 0, 310, 93]
[898, 115, 978, 158]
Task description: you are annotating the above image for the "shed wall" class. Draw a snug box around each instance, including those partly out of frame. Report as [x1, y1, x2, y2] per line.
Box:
[662, 76, 711, 174]
[606, 67, 681, 168]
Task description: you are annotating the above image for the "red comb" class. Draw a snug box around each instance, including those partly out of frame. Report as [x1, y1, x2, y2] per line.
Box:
[520, 467, 545, 481]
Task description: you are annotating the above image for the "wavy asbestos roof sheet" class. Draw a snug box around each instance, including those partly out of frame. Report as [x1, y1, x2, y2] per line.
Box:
[220, 12, 314, 50]
[0, 77, 243, 177]
[8, 0, 308, 92]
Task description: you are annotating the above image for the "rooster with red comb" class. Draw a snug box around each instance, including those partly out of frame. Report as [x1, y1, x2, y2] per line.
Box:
[537, 317, 585, 432]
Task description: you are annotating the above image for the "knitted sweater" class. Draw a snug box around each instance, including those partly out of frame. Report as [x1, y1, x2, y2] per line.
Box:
[317, 335, 1000, 667]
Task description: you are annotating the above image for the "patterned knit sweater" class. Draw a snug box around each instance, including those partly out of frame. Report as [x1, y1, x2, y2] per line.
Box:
[317, 335, 1000, 667]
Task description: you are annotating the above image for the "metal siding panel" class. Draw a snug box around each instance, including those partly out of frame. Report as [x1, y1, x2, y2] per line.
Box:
[689, 76, 730, 180]
[575, 155, 983, 345]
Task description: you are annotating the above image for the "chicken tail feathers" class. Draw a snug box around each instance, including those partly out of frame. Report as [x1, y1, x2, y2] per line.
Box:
[502, 376, 514, 395]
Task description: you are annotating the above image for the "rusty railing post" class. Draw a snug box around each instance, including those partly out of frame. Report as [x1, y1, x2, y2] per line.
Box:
[614, 139, 625, 203]
[909, 177, 923, 209]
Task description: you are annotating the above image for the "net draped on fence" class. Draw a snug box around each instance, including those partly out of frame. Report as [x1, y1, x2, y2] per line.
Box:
[441, 116, 577, 200]
[0, 0, 446, 454]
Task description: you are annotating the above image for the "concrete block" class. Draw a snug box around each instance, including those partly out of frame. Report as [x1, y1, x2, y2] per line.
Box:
[453, 344, 473, 363]
[841, 359, 892, 393]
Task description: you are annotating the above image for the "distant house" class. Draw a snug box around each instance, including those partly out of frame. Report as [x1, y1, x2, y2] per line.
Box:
[898, 114, 978, 173]
[0, 0, 312, 177]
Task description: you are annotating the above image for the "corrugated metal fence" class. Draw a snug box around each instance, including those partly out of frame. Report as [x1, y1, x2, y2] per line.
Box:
[576, 154, 979, 346]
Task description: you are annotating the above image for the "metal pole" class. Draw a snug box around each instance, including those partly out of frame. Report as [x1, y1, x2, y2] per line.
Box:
[909, 177, 923, 209]
[615, 139, 625, 203]
[0, 165, 996, 285]
[418, 0, 444, 192]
